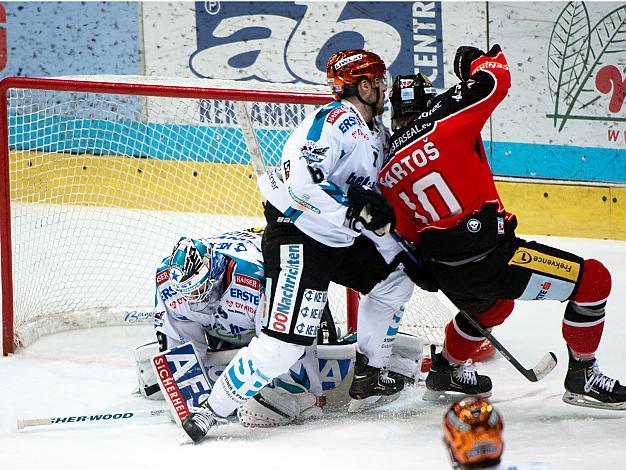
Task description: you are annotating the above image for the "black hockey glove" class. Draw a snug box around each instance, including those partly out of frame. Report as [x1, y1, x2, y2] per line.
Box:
[346, 184, 396, 236]
[453, 46, 485, 81]
[396, 251, 439, 292]
[485, 43, 502, 57]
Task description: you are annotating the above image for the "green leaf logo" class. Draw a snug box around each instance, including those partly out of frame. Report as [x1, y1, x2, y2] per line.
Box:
[547, 2, 626, 130]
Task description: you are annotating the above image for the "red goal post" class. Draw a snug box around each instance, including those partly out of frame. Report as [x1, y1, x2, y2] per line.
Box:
[0, 75, 463, 357]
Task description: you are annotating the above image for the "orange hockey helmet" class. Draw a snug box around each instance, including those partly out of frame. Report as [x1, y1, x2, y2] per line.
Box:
[326, 49, 387, 97]
[443, 398, 504, 469]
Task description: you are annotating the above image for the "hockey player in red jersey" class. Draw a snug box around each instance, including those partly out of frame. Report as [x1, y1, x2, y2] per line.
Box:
[379, 44, 626, 409]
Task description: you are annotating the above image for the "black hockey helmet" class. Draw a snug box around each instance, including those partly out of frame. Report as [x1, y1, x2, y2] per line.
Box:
[390, 73, 438, 119]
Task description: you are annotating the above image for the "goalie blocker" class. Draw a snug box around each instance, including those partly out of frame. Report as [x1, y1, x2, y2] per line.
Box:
[146, 333, 422, 428]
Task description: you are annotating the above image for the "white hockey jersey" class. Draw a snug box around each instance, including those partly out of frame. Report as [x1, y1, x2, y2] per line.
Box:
[153, 230, 264, 347]
[259, 99, 389, 247]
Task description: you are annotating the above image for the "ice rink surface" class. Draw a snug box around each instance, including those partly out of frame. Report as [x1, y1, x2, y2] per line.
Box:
[2, 234, 625, 469]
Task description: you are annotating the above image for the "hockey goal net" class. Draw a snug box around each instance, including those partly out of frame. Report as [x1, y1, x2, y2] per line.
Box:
[0, 76, 458, 356]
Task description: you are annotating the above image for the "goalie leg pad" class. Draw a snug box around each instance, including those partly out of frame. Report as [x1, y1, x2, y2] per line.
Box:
[134, 341, 164, 400]
[237, 380, 324, 428]
[152, 342, 213, 426]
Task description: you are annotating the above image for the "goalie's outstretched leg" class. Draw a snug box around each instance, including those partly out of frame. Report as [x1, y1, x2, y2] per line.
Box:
[181, 334, 305, 443]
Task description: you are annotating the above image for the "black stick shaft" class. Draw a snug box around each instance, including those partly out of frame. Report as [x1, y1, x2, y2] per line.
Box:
[392, 230, 554, 382]
[458, 309, 539, 381]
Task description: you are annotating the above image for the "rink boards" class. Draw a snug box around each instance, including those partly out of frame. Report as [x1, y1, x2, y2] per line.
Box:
[8, 150, 626, 240]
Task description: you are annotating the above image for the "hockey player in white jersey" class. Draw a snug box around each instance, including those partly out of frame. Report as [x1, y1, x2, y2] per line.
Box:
[181, 49, 418, 443]
[134, 229, 324, 427]
[443, 397, 552, 470]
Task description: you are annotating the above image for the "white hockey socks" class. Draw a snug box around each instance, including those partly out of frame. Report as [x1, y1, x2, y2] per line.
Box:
[357, 269, 414, 368]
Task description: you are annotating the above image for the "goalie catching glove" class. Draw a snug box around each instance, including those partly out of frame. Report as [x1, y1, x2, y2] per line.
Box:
[346, 184, 395, 236]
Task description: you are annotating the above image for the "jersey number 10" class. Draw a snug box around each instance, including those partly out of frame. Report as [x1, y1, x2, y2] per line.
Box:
[397, 171, 462, 224]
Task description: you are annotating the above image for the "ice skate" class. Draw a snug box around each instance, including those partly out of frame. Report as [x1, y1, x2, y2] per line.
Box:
[562, 349, 626, 410]
[181, 403, 227, 443]
[348, 351, 405, 412]
[423, 345, 492, 401]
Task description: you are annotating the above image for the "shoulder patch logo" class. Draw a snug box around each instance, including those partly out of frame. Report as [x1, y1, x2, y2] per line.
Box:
[326, 107, 346, 124]
[156, 270, 170, 286]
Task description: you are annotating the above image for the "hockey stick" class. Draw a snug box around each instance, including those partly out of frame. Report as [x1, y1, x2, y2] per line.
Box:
[392, 230, 557, 382]
[233, 101, 266, 179]
[457, 310, 557, 382]
[17, 408, 171, 430]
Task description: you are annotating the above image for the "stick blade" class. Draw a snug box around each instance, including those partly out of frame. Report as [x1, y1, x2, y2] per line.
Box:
[530, 352, 558, 382]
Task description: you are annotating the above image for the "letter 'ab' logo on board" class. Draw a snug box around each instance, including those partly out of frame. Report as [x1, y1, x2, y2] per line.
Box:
[190, 2, 444, 87]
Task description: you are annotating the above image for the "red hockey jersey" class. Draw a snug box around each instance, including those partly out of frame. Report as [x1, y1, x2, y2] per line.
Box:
[380, 48, 516, 260]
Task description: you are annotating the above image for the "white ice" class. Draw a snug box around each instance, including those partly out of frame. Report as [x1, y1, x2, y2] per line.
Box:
[2, 235, 626, 469]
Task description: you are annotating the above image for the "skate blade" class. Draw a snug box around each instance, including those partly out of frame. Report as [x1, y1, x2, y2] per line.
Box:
[422, 389, 492, 402]
[562, 391, 626, 410]
[347, 393, 400, 413]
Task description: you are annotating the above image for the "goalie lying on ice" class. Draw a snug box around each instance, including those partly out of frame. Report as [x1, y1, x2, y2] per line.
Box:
[134, 228, 423, 429]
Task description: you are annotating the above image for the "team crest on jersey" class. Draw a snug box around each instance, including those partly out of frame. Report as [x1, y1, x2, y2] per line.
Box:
[467, 219, 481, 233]
[300, 141, 329, 164]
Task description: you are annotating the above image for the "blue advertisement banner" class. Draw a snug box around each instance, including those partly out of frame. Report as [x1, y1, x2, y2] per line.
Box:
[190, 1, 444, 88]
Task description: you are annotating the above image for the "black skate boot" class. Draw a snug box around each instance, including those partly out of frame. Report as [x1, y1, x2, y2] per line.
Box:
[181, 402, 227, 443]
[423, 345, 492, 401]
[562, 349, 626, 410]
[348, 351, 405, 412]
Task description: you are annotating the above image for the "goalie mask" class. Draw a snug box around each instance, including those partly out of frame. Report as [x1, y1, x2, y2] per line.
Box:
[443, 397, 504, 469]
[390, 73, 438, 120]
[168, 237, 227, 303]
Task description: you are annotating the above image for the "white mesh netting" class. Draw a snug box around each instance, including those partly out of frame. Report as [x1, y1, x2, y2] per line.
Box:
[3, 76, 454, 350]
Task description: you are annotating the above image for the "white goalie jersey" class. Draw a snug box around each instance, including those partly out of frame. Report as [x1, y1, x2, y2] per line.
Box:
[154, 229, 265, 349]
